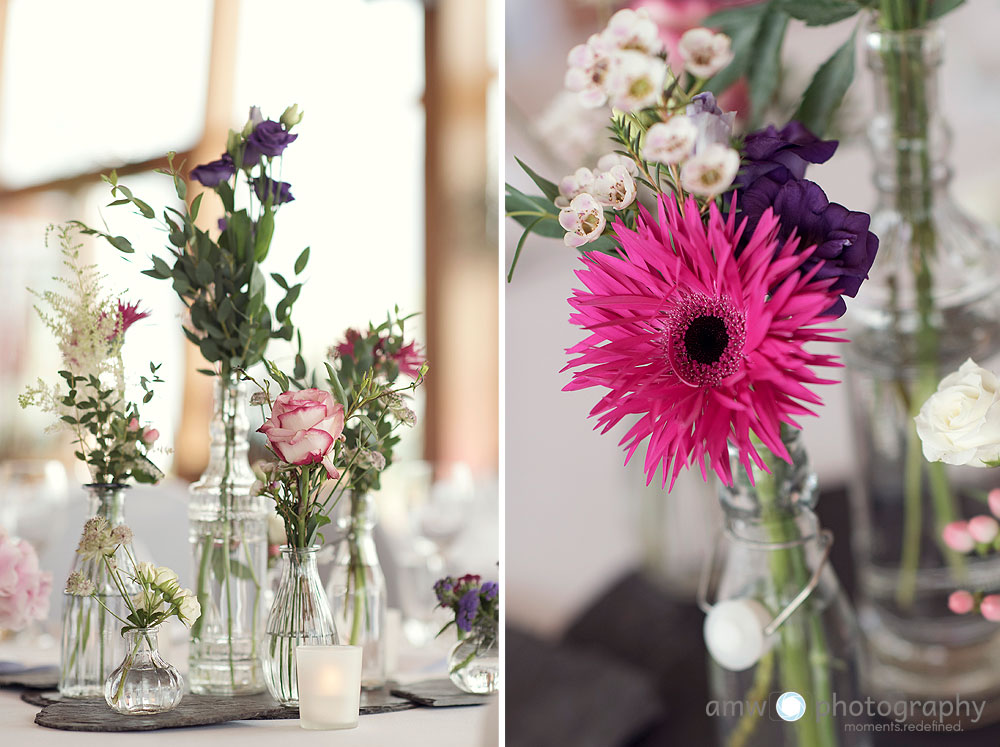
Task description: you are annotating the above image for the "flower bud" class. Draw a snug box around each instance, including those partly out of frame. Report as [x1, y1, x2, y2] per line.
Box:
[969, 515, 1000, 544]
[280, 104, 303, 129]
[242, 106, 263, 137]
[942, 521, 975, 553]
[948, 590, 975, 615]
[981, 595, 1000, 622]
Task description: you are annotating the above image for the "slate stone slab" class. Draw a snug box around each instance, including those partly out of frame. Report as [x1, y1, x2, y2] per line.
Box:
[0, 666, 59, 690]
[31, 687, 417, 731]
[391, 678, 496, 707]
[34, 693, 295, 731]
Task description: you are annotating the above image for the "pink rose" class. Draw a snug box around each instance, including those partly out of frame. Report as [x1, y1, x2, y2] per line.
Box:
[127, 417, 140, 432]
[258, 389, 345, 479]
[942, 521, 974, 553]
[989, 488, 1000, 520]
[981, 595, 1000, 622]
[141, 427, 160, 445]
[0, 532, 51, 630]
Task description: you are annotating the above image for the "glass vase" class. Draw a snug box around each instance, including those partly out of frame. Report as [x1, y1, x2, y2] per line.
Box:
[188, 374, 268, 695]
[59, 484, 136, 698]
[448, 628, 499, 695]
[846, 18, 1000, 713]
[707, 430, 868, 747]
[327, 491, 388, 689]
[104, 626, 184, 715]
[264, 545, 338, 706]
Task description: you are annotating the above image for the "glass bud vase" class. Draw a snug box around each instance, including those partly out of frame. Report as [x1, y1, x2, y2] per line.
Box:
[188, 374, 268, 695]
[707, 431, 868, 747]
[264, 546, 338, 706]
[104, 626, 184, 715]
[59, 484, 136, 698]
[846, 18, 1000, 713]
[448, 628, 499, 695]
[327, 491, 388, 689]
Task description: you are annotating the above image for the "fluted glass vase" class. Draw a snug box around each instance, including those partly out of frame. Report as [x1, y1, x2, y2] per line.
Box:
[264, 546, 338, 706]
[59, 484, 136, 698]
[327, 491, 388, 689]
[707, 430, 868, 747]
[104, 626, 184, 714]
[846, 18, 1000, 713]
[188, 375, 268, 695]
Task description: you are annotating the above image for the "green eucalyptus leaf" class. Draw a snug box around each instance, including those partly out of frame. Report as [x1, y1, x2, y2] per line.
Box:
[704, 3, 769, 94]
[254, 209, 275, 262]
[777, 0, 860, 26]
[294, 247, 310, 274]
[107, 235, 134, 254]
[190, 192, 204, 222]
[747, 7, 789, 128]
[793, 26, 857, 137]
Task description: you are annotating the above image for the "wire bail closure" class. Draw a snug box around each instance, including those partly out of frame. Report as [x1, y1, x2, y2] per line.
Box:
[697, 528, 834, 637]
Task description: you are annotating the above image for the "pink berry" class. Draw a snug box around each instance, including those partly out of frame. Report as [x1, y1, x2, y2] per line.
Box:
[948, 590, 975, 615]
[989, 489, 1000, 520]
[969, 515, 1000, 544]
[942, 521, 975, 553]
[981, 595, 1000, 622]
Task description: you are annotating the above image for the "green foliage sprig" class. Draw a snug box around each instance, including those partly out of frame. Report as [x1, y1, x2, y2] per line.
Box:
[72, 106, 309, 380]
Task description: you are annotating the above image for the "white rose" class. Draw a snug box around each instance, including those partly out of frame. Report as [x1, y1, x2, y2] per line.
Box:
[178, 594, 202, 627]
[134, 561, 157, 584]
[915, 359, 1000, 467]
[153, 566, 179, 593]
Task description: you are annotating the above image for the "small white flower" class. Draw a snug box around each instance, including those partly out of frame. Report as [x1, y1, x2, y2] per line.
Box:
[915, 359, 1000, 467]
[680, 144, 740, 197]
[643, 117, 697, 164]
[591, 165, 637, 210]
[678, 28, 734, 80]
[556, 167, 597, 208]
[558, 193, 607, 248]
[178, 593, 202, 627]
[66, 571, 95, 596]
[565, 37, 613, 109]
[605, 51, 667, 112]
[596, 153, 638, 177]
[109, 524, 133, 547]
[600, 8, 663, 56]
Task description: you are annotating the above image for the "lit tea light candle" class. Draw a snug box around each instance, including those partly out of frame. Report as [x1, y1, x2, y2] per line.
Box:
[295, 645, 364, 730]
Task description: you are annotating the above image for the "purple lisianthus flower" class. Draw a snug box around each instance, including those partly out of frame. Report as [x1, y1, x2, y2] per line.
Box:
[218, 218, 228, 232]
[252, 177, 294, 205]
[190, 153, 235, 187]
[738, 121, 838, 189]
[244, 120, 298, 164]
[739, 176, 879, 317]
[480, 581, 498, 601]
[686, 92, 735, 154]
[456, 589, 480, 633]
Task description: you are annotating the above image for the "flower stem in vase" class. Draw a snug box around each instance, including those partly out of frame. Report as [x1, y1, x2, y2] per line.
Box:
[757, 451, 836, 747]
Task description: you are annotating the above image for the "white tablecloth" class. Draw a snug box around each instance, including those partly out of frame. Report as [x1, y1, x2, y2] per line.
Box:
[0, 688, 491, 746]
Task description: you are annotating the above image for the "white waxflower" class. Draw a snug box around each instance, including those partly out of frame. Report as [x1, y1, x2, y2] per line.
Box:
[605, 51, 667, 112]
[678, 28, 734, 80]
[558, 193, 607, 248]
[915, 359, 1000, 467]
[565, 37, 613, 109]
[600, 8, 663, 56]
[643, 117, 698, 165]
[556, 167, 597, 208]
[591, 165, 637, 210]
[680, 144, 740, 197]
[596, 153, 638, 177]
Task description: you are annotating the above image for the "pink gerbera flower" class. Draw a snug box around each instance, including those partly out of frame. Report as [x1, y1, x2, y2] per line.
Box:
[563, 195, 844, 488]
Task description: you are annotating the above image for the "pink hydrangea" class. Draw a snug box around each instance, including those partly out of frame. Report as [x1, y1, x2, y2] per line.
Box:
[0, 528, 52, 631]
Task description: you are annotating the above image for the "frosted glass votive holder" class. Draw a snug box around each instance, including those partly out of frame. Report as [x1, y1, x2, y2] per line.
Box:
[295, 645, 364, 730]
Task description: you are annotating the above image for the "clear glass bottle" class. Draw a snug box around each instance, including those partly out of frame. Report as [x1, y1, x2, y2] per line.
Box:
[327, 491, 388, 689]
[707, 431, 868, 747]
[188, 374, 268, 695]
[104, 626, 184, 715]
[846, 18, 1000, 711]
[264, 545, 338, 706]
[448, 627, 499, 695]
[59, 484, 136, 698]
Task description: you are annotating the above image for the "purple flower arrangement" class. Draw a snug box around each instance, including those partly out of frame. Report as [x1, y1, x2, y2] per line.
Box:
[434, 574, 499, 637]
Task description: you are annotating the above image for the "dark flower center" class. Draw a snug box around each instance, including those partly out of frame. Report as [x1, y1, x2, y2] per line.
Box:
[664, 294, 746, 387]
[684, 315, 729, 365]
